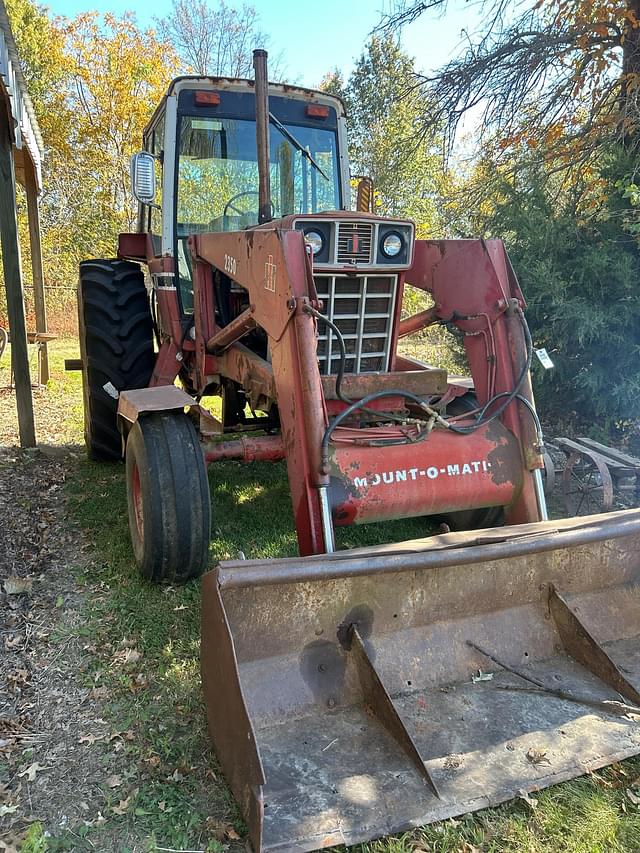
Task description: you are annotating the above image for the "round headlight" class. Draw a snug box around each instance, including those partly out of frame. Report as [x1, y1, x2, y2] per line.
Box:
[304, 230, 324, 255]
[381, 232, 403, 258]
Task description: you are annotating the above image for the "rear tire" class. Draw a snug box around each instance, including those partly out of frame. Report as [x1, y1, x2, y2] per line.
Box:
[78, 259, 155, 461]
[125, 411, 211, 583]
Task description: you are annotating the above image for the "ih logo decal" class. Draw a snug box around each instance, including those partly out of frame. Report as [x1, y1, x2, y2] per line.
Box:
[265, 255, 277, 291]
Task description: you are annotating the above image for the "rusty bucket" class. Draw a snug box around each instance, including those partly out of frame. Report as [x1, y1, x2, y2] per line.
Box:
[201, 509, 640, 853]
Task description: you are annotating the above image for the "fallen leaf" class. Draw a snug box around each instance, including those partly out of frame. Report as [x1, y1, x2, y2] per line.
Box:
[111, 796, 131, 815]
[123, 648, 142, 665]
[4, 635, 22, 651]
[526, 746, 551, 765]
[518, 788, 539, 808]
[78, 733, 105, 745]
[129, 673, 148, 692]
[18, 761, 47, 782]
[205, 817, 242, 841]
[3, 577, 32, 595]
[626, 788, 640, 805]
[90, 686, 109, 700]
[7, 670, 29, 691]
[158, 800, 166, 812]
[106, 774, 122, 788]
[0, 804, 18, 817]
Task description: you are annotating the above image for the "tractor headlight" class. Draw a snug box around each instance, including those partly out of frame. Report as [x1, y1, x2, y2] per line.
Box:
[304, 230, 324, 255]
[381, 232, 403, 258]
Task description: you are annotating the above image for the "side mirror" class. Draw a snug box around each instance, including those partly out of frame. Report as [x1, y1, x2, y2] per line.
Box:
[130, 152, 156, 205]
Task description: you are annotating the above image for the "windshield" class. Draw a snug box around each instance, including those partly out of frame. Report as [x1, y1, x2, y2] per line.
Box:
[176, 115, 341, 236]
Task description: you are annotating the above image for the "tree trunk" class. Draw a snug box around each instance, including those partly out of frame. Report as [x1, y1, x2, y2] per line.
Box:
[621, 0, 640, 146]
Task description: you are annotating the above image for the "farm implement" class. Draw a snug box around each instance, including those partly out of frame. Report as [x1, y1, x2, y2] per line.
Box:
[74, 50, 640, 853]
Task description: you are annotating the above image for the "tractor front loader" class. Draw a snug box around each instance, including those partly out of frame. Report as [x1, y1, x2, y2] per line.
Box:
[75, 50, 640, 853]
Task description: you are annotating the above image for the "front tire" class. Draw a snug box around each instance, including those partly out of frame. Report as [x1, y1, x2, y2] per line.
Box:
[125, 412, 211, 583]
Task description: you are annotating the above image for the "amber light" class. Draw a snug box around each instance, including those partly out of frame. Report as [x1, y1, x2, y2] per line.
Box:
[195, 91, 221, 106]
[306, 104, 329, 119]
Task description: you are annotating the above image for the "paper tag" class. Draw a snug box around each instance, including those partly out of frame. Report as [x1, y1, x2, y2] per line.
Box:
[103, 381, 119, 399]
[535, 348, 554, 370]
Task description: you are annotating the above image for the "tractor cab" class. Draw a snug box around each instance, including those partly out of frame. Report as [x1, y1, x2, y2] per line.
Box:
[131, 76, 350, 314]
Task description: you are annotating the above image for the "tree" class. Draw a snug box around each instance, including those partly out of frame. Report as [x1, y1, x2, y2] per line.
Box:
[6, 2, 179, 295]
[379, 0, 640, 173]
[465, 148, 640, 429]
[336, 36, 449, 237]
[156, 0, 284, 78]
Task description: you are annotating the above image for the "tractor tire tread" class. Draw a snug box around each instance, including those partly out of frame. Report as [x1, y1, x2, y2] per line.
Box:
[78, 259, 155, 462]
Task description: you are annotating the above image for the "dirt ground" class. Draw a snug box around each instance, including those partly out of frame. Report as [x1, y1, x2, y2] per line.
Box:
[0, 344, 242, 852]
[0, 445, 112, 851]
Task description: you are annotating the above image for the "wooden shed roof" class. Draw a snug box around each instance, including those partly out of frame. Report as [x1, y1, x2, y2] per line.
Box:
[0, 0, 44, 191]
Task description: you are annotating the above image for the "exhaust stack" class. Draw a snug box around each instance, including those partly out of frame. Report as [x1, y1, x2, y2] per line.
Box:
[253, 49, 272, 224]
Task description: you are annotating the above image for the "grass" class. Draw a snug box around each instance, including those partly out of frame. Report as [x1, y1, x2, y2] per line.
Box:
[7, 340, 640, 851]
[0, 337, 84, 445]
[65, 451, 640, 853]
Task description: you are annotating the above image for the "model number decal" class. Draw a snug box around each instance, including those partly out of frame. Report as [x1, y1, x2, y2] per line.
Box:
[264, 254, 277, 291]
[224, 254, 237, 275]
[353, 460, 492, 489]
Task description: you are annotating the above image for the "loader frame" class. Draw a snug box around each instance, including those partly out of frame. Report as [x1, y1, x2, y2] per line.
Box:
[119, 220, 546, 555]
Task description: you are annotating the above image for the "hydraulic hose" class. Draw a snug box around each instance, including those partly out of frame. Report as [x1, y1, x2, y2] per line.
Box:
[447, 305, 533, 435]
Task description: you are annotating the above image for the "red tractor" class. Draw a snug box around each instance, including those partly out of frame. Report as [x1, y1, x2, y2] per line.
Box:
[76, 51, 640, 853]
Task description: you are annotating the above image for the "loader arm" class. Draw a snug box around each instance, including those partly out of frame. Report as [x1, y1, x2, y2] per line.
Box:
[191, 227, 331, 554]
[403, 238, 544, 524]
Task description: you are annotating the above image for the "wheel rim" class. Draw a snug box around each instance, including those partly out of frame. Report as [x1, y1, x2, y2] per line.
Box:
[131, 461, 144, 541]
[562, 449, 613, 516]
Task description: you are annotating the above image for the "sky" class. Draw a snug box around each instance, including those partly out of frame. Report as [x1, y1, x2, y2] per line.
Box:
[42, 0, 480, 88]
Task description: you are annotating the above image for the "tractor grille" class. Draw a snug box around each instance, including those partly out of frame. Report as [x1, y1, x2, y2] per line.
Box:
[315, 274, 397, 375]
[336, 222, 373, 265]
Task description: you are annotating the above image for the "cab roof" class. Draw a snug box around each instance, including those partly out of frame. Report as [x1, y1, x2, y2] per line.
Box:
[145, 75, 347, 134]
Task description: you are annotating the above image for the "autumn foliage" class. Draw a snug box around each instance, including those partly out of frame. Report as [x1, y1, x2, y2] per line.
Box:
[2, 0, 179, 330]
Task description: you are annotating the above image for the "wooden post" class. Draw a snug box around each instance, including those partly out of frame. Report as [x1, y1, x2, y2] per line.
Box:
[0, 111, 36, 447]
[25, 156, 48, 383]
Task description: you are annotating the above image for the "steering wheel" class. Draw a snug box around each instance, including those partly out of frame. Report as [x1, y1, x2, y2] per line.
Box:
[222, 191, 274, 227]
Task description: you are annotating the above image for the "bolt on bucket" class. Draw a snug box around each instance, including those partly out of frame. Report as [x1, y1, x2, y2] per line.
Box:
[201, 508, 640, 853]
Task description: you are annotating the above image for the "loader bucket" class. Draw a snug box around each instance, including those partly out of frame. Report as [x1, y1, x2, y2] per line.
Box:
[201, 509, 640, 853]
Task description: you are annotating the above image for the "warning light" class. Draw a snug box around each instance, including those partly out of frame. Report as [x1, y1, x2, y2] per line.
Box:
[306, 104, 329, 119]
[195, 91, 221, 106]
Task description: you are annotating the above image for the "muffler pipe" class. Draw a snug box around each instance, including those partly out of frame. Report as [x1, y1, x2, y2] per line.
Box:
[253, 49, 272, 224]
